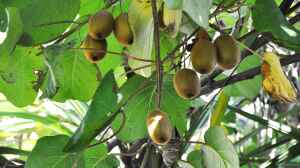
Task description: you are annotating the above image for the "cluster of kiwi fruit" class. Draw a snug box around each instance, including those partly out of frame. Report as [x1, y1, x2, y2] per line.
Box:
[82, 10, 133, 63]
[173, 29, 241, 100]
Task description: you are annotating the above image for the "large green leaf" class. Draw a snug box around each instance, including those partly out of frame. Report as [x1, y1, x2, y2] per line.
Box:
[183, 0, 212, 28]
[25, 135, 115, 168]
[42, 43, 99, 102]
[252, 0, 300, 51]
[205, 126, 239, 167]
[0, 7, 23, 56]
[223, 55, 262, 99]
[84, 144, 119, 168]
[112, 75, 189, 142]
[64, 71, 118, 152]
[0, 46, 43, 107]
[188, 146, 226, 168]
[188, 126, 239, 168]
[25, 135, 84, 168]
[79, 0, 104, 16]
[3, 0, 80, 46]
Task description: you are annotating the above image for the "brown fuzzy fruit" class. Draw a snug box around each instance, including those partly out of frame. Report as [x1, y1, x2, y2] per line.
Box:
[214, 35, 241, 70]
[113, 13, 133, 46]
[191, 39, 217, 74]
[88, 10, 114, 40]
[173, 68, 201, 99]
[146, 110, 172, 145]
[195, 29, 210, 41]
[82, 35, 107, 63]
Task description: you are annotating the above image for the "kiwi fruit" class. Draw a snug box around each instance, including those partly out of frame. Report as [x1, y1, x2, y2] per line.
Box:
[191, 39, 217, 74]
[113, 13, 133, 46]
[173, 68, 201, 99]
[82, 35, 107, 63]
[88, 10, 114, 40]
[146, 110, 172, 145]
[195, 29, 210, 41]
[214, 35, 241, 70]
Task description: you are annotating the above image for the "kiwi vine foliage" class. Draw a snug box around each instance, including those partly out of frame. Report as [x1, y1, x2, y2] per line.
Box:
[0, 0, 299, 167]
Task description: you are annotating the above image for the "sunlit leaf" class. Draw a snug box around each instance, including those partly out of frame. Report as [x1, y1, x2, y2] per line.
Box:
[252, 0, 300, 51]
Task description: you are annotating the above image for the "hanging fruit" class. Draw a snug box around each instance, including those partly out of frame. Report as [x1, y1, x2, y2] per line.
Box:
[173, 68, 201, 99]
[214, 35, 241, 70]
[88, 10, 114, 40]
[146, 110, 173, 145]
[113, 13, 134, 46]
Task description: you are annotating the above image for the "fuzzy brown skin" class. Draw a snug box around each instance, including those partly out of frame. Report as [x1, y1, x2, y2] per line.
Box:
[82, 35, 107, 63]
[113, 13, 133, 46]
[88, 10, 114, 40]
[146, 110, 172, 145]
[191, 39, 217, 74]
[173, 68, 201, 99]
[214, 35, 241, 70]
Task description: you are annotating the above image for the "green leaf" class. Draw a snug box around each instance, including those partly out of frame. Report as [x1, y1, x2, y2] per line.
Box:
[42, 43, 99, 102]
[26, 135, 115, 168]
[64, 71, 118, 152]
[0, 4, 7, 32]
[25, 135, 84, 168]
[91, 155, 119, 168]
[210, 91, 230, 126]
[183, 0, 212, 28]
[204, 126, 239, 168]
[128, 0, 160, 77]
[79, 0, 104, 16]
[0, 7, 23, 56]
[188, 146, 226, 168]
[0, 112, 71, 134]
[112, 75, 189, 142]
[0, 46, 43, 107]
[223, 55, 262, 99]
[187, 150, 205, 168]
[84, 144, 119, 168]
[252, 0, 300, 51]
[4, 0, 80, 46]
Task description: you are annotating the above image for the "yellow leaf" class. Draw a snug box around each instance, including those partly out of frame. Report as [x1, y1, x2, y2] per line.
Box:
[261, 52, 297, 102]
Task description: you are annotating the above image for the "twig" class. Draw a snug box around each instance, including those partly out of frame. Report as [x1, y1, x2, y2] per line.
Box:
[151, 0, 163, 109]
[162, 27, 200, 62]
[73, 47, 154, 63]
[119, 64, 154, 77]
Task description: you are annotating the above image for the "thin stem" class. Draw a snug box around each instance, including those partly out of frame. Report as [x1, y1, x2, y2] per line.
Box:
[73, 47, 154, 63]
[151, 0, 163, 109]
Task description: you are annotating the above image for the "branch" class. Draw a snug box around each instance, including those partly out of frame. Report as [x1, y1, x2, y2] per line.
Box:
[200, 54, 300, 95]
[151, 0, 163, 109]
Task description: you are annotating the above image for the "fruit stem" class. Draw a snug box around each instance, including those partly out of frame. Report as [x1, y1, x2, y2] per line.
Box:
[151, 0, 163, 109]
